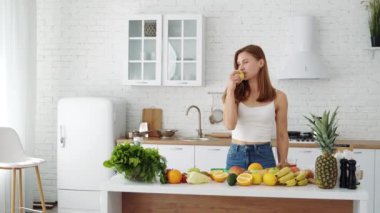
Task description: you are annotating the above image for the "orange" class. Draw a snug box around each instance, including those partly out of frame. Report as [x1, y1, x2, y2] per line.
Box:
[167, 169, 182, 184]
[248, 162, 263, 171]
[212, 172, 228, 182]
[236, 173, 253, 186]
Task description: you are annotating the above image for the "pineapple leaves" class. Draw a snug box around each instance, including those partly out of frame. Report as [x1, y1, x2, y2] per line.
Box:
[304, 107, 339, 155]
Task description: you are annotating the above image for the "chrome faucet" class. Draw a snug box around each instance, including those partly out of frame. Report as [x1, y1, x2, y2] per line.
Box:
[185, 105, 203, 138]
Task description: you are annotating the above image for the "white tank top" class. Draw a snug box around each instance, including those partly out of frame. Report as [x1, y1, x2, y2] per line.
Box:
[232, 101, 275, 143]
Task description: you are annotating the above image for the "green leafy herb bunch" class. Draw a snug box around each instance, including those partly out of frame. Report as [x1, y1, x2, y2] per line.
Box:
[104, 143, 167, 183]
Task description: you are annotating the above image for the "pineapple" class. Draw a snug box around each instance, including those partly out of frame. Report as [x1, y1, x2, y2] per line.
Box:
[305, 108, 339, 189]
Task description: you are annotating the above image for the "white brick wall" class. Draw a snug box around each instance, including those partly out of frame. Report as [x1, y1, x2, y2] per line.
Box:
[36, 0, 380, 201]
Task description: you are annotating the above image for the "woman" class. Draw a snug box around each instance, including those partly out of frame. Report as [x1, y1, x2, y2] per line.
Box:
[223, 44, 289, 169]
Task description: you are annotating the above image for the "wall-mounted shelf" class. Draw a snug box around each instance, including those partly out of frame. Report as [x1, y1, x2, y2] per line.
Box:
[365, 47, 380, 59]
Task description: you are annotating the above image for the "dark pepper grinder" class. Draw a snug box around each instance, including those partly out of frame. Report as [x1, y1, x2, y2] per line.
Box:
[347, 159, 357, 190]
[339, 158, 348, 188]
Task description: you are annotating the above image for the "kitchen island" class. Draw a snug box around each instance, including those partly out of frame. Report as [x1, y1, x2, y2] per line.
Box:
[100, 174, 368, 213]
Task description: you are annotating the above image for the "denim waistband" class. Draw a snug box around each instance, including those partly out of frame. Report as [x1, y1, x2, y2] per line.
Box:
[230, 142, 271, 151]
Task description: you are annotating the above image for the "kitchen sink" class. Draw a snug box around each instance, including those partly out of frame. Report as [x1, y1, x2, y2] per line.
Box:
[179, 137, 210, 141]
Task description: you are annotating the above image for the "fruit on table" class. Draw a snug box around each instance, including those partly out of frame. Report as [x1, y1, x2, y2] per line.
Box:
[186, 171, 211, 184]
[227, 173, 238, 186]
[229, 166, 245, 175]
[252, 173, 262, 185]
[304, 169, 314, 179]
[290, 166, 300, 173]
[188, 167, 201, 173]
[279, 172, 295, 184]
[237, 173, 253, 186]
[285, 178, 297, 187]
[181, 173, 187, 183]
[295, 171, 307, 181]
[266, 167, 280, 175]
[305, 108, 339, 189]
[276, 167, 291, 178]
[213, 172, 229, 183]
[210, 170, 224, 178]
[263, 173, 277, 186]
[167, 169, 182, 184]
[248, 162, 263, 171]
[297, 178, 308, 186]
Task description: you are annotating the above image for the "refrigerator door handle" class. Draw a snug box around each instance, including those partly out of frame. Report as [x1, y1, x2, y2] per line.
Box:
[60, 125, 66, 148]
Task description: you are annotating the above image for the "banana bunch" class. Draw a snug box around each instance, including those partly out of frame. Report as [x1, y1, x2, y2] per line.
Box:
[276, 167, 308, 187]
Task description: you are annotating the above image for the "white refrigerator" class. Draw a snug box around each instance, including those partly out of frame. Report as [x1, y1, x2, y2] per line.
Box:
[57, 97, 126, 212]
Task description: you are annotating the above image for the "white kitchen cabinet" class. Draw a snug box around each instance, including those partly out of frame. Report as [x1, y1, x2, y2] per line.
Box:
[194, 146, 229, 171]
[375, 150, 380, 213]
[163, 14, 205, 86]
[352, 149, 375, 213]
[141, 144, 158, 149]
[124, 15, 162, 85]
[157, 144, 194, 172]
[287, 147, 320, 170]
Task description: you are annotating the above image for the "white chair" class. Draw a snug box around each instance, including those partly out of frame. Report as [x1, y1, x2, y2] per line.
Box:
[0, 127, 47, 213]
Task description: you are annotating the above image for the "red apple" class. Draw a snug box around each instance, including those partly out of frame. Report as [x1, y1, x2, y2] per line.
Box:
[290, 166, 300, 173]
[181, 173, 187, 183]
[305, 169, 314, 179]
[229, 166, 245, 175]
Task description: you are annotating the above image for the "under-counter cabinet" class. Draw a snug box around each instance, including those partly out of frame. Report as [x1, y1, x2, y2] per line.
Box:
[124, 15, 162, 85]
[194, 146, 229, 171]
[375, 150, 380, 213]
[157, 144, 194, 172]
[162, 14, 205, 86]
[353, 149, 375, 213]
[287, 147, 321, 170]
[140, 144, 158, 149]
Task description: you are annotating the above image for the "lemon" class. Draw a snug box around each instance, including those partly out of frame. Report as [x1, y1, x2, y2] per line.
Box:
[252, 173, 262, 185]
[237, 173, 253, 186]
[210, 170, 224, 177]
[237, 70, 245, 81]
[263, 173, 277, 186]
[213, 172, 228, 182]
[248, 162, 263, 171]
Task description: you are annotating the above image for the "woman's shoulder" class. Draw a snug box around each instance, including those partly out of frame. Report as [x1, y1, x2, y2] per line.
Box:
[275, 89, 287, 99]
[274, 89, 287, 107]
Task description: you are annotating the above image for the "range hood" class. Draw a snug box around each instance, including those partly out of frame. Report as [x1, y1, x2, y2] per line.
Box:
[278, 16, 328, 79]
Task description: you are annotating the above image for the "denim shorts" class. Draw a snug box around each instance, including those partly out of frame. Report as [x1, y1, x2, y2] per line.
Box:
[226, 143, 276, 169]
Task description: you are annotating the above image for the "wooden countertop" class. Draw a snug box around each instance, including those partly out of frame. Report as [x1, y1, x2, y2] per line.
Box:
[116, 138, 380, 149]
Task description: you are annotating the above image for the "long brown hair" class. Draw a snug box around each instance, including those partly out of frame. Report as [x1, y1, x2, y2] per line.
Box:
[223, 44, 276, 103]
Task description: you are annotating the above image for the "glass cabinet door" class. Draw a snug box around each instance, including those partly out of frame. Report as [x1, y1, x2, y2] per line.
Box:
[164, 15, 204, 86]
[125, 15, 162, 85]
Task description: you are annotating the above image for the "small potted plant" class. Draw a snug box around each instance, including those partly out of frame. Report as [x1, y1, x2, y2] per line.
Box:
[362, 0, 380, 47]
